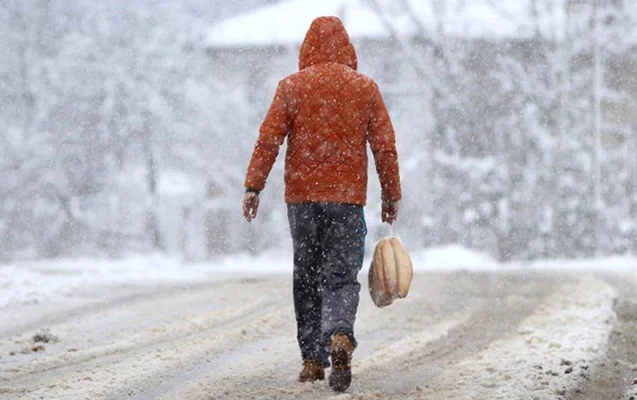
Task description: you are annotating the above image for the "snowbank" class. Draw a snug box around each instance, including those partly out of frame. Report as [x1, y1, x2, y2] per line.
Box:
[0, 249, 293, 309]
[1, 245, 635, 310]
[411, 244, 499, 271]
[423, 277, 618, 398]
[523, 256, 637, 272]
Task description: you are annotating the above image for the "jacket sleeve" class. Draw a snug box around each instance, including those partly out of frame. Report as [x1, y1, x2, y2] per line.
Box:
[367, 83, 402, 203]
[244, 81, 290, 192]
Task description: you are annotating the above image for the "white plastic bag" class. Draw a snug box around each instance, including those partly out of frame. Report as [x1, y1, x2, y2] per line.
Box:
[368, 236, 413, 308]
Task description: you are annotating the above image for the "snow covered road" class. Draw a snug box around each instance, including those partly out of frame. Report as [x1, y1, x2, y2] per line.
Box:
[1, 270, 636, 399]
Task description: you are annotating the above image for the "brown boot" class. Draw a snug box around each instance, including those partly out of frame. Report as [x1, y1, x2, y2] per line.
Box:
[298, 359, 325, 383]
[329, 333, 354, 392]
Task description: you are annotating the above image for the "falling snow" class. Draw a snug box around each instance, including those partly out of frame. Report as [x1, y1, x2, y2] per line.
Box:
[1, 1, 637, 399]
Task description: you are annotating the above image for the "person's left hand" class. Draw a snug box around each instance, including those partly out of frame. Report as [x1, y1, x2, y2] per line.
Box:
[243, 192, 260, 222]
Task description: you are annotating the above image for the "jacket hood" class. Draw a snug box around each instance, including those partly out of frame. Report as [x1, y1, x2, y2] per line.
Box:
[298, 16, 358, 71]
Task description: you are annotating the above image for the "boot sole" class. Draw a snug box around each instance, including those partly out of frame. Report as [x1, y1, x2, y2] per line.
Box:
[329, 347, 351, 392]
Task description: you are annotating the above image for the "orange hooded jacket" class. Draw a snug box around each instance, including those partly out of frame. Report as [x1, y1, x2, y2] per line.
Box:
[244, 16, 401, 206]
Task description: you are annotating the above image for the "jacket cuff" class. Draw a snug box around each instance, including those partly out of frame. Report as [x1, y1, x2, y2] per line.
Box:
[382, 192, 401, 203]
[245, 187, 261, 195]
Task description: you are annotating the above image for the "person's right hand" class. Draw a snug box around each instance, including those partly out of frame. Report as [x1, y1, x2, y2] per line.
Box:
[382, 200, 399, 224]
[243, 192, 259, 222]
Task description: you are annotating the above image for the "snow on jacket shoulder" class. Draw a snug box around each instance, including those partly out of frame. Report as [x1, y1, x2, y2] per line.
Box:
[244, 16, 401, 206]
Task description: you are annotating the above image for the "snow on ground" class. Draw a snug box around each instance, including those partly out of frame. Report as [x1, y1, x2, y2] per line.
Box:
[522, 256, 637, 271]
[412, 244, 499, 270]
[1, 245, 635, 310]
[1, 255, 636, 399]
[418, 276, 618, 399]
[0, 249, 289, 309]
[413, 245, 637, 274]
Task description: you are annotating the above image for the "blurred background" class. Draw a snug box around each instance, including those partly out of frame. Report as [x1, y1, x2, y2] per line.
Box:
[1, 0, 636, 263]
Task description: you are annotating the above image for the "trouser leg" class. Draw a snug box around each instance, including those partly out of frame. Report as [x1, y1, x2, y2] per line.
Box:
[288, 204, 328, 366]
[320, 203, 367, 350]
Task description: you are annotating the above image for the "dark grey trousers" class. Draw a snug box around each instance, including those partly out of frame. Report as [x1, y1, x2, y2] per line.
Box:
[288, 202, 367, 366]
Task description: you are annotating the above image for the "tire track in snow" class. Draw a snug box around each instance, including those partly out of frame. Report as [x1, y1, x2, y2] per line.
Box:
[354, 313, 469, 373]
[151, 316, 470, 400]
[158, 272, 560, 400]
[1, 281, 288, 367]
[347, 274, 559, 399]
[414, 276, 617, 400]
[121, 272, 475, 399]
[1, 297, 278, 379]
[3, 271, 606, 400]
[0, 279, 248, 338]
[6, 304, 291, 400]
[570, 274, 637, 400]
[0, 279, 292, 399]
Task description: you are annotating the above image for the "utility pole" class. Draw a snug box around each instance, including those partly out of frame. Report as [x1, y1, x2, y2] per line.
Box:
[592, 0, 603, 256]
[568, 0, 604, 256]
[554, 0, 573, 257]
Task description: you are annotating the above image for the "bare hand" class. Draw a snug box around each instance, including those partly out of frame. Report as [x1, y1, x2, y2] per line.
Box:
[243, 192, 259, 222]
[382, 200, 399, 224]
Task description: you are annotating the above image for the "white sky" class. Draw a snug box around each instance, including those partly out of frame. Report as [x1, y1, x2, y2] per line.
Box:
[205, 0, 567, 47]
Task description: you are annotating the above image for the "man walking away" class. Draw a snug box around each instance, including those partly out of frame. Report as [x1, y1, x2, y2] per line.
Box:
[242, 16, 401, 392]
